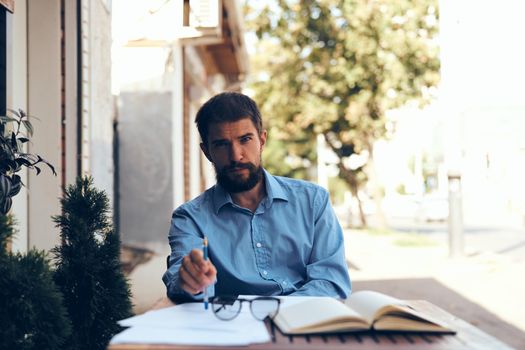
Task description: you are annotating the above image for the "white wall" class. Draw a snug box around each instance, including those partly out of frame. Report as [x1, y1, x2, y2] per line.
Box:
[27, 0, 62, 251]
[88, 0, 115, 204]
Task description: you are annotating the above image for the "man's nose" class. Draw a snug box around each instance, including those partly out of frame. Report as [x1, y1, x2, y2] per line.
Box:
[230, 143, 243, 162]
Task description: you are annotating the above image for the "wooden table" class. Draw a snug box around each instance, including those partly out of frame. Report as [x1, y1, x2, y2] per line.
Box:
[108, 298, 515, 350]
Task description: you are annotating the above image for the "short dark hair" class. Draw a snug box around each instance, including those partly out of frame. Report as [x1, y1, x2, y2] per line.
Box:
[195, 92, 263, 146]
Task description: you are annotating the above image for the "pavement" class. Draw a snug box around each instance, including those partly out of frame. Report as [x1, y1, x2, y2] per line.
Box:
[344, 225, 525, 350]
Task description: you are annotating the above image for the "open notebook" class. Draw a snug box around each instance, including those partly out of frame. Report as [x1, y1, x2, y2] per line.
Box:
[273, 290, 455, 335]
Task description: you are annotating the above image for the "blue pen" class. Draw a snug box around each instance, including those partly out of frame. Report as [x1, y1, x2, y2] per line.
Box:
[203, 236, 209, 310]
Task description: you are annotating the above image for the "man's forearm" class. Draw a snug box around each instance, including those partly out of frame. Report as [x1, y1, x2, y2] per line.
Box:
[288, 278, 350, 298]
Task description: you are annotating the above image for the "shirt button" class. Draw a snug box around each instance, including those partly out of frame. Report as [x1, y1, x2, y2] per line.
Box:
[282, 281, 287, 285]
[263, 270, 268, 275]
[256, 242, 262, 248]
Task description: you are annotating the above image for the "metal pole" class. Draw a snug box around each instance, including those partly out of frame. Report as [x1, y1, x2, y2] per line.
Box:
[448, 171, 463, 257]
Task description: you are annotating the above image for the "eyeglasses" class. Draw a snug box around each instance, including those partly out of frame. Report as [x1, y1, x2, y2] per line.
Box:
[210, 296, 281, 321]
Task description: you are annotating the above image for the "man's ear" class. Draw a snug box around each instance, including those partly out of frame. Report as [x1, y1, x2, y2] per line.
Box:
[200, 142, 212, 162]
[259, 130, 268, 150]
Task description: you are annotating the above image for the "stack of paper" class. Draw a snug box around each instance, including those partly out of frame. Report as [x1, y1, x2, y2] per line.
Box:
[110, 302, 271, 346]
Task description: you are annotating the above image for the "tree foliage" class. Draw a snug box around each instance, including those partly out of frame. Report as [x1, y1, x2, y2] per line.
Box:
[52, 177, 133, 350]
[247, 0, 440, 225]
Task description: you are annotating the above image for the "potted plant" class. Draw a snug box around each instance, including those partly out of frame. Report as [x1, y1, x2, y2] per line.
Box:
[0, 108, 56, 214]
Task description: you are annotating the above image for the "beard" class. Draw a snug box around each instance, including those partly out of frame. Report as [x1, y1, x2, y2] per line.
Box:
[215, 161, 264, 193]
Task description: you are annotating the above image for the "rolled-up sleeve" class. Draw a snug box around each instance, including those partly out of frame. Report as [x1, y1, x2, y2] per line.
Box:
[289, 188, 351, 298]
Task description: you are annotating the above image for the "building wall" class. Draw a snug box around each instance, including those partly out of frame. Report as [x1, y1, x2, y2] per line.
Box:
[6, 0, 113, 252]
[27, 0, 63, 251]
[88, 0, 114, 203]
[64, 0, 79, 187]
[118, 91, 173, 250]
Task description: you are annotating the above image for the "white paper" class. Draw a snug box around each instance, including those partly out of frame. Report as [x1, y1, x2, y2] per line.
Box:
[118, 303, 252, 330]
[110, 302, 270, 346]
[110, 326, 270, 346]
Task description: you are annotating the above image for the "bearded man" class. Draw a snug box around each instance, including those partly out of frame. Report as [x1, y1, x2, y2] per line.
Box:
[162, 92, 351, 301]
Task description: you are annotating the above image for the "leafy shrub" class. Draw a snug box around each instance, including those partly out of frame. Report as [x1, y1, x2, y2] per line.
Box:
[0, 242, 71, 350]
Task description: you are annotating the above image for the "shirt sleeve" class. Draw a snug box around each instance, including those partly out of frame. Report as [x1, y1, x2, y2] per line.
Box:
[161, 207, 215, 302]
[289, 188, 352, 298]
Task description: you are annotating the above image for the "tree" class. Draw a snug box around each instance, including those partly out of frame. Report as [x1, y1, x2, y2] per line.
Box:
[52, 177, 133, 350]
[247, 0, 440, 226]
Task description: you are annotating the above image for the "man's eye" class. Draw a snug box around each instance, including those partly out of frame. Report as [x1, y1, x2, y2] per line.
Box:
[241, 137, 252, 143]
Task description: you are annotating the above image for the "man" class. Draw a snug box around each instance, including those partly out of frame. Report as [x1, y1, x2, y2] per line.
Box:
[162, 92, 351, 301]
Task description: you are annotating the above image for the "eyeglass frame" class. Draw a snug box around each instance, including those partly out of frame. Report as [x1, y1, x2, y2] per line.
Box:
[209, 295, 281, 321]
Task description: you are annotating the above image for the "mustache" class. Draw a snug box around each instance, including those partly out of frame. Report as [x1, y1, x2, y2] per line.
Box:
[224, 162, 254, 171]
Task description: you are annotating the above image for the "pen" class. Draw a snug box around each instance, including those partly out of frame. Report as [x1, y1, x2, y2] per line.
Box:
[203, 236, 209, 310]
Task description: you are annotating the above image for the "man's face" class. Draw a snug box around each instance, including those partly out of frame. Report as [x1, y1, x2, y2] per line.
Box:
[201, 118, 267, 193]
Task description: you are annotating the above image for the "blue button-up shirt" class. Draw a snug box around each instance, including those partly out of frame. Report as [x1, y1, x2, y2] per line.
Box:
[162, 169, 351, 300]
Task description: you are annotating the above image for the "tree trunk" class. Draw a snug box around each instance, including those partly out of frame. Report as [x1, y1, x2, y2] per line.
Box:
[323, 133, 368, 227]
[352, 183, 367, 228]
[338, 164, 367, 228]
[365, 143, 387, 229]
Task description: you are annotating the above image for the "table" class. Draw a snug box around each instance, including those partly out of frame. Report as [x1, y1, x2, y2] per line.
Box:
[108, 298, 515, 350]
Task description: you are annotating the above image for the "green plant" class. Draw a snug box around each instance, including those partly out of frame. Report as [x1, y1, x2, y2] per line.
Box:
[0, 217, 71, 350]
[53, 177, 132, 350]
[0, 109, 69, 350]
[0, 109, 56, 214]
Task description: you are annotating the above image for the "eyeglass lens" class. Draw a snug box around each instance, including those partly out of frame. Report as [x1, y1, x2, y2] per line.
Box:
[211, 297, 242, 320]
[250, 298, 280, 320]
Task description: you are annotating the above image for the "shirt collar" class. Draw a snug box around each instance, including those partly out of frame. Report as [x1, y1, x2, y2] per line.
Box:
[263, 168, 288, 205]
[212, 168, 289, 214]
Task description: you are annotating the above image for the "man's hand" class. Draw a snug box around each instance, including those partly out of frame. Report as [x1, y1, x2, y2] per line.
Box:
[179, 249, 217, 295]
